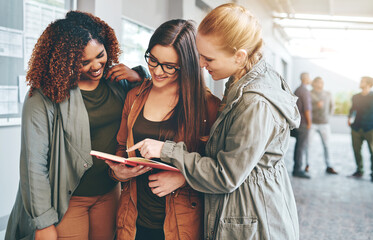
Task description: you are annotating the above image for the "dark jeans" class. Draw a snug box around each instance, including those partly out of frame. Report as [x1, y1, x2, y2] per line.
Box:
[351, 128, 373, 174]
[293, 125, 310, 173]
[135, 224, 165, 240]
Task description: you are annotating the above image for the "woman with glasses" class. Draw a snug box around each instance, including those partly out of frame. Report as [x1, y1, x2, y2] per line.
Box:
[126, 3, 301, 240]
[105, 19, 220, 240]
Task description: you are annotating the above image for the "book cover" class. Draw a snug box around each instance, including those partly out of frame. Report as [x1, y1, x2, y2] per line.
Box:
[90, 150, 180, 172]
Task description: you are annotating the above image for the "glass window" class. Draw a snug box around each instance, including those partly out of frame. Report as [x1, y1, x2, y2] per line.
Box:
[0, 0, 71, 126]
[120, 17, 153, 68]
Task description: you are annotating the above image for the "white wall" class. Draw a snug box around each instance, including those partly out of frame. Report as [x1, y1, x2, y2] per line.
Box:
[122, 0, 177, 29]
[291, 57, 359, 93]
[0, 126, 21, 217]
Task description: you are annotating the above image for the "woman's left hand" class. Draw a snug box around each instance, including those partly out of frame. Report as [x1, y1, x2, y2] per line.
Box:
[148, 171, 186, 197]
[105, 63, 141, 82]
[127, 138, 164, 159]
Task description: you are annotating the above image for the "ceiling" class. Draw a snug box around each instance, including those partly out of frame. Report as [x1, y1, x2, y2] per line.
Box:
[265, 0, 373, 18]
[263, 0, 373, 60]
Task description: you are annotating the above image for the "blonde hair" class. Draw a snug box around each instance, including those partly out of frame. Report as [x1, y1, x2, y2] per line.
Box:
[198, 3, 263, 79]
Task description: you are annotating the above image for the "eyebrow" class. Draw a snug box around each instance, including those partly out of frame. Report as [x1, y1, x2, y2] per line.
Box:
[200, 54, 214, 60]
[149, 52, 178, 65]
[97, 50, 105, 57]
[82, 50, 105, 61]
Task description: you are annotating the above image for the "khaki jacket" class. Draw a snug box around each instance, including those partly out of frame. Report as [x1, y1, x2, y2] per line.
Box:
[161, 59, 301, 240]
[115, 79, 221, 240]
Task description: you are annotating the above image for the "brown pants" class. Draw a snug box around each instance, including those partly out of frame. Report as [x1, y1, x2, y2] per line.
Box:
[56, 184, 120, 240]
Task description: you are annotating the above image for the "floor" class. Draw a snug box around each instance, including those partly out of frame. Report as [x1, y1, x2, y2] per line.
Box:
[285, 133, 373, 240]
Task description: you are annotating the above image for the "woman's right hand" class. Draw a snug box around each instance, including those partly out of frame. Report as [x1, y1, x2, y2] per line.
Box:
[105, 63, 141, 83]
[105, 161, 151, 180]
[35, 225, 57, 240]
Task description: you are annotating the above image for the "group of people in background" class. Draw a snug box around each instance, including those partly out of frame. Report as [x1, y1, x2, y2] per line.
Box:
[5, 3, 301, 240]
[292, 72, 373, 182]
[292, 72, 338, 179]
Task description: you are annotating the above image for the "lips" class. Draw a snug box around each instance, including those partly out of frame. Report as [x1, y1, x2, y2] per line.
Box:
[90, 68, 102, 77]
[153, 75, 167, 82]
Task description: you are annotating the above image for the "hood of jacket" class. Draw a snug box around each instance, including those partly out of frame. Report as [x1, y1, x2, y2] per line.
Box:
[224, 58, 300, 129]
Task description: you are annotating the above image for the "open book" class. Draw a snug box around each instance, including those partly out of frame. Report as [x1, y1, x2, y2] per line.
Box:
[90, 150, 180, 172]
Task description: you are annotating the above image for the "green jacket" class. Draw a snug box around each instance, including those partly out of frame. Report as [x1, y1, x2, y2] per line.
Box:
[161, 59, 301, 240]
[5, 66, 148, 240]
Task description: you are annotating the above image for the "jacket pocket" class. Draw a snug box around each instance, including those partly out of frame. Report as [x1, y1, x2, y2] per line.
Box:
[217, 217, 258, 240]
[174, 189, 204, 240]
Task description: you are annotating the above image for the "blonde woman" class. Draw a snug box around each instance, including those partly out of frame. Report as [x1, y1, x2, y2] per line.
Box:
[128, 3, 300, 239]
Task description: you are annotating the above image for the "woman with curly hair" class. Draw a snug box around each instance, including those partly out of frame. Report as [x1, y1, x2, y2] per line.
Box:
[5, 11, 147, 240]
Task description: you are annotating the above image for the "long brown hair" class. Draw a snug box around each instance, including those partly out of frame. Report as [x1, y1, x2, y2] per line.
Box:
[146, 19, 208, 152]
[27, 11, 120, 103]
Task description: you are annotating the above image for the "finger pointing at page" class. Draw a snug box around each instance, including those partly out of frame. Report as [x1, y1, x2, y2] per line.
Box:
[126, 138, 165, 159]
[126, 140, 145, 153]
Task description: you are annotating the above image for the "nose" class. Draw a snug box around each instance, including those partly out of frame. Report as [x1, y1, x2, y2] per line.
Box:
[91, 61, 102, 71]
[153, 64, 164, 75]
[199, 56, 207, 68]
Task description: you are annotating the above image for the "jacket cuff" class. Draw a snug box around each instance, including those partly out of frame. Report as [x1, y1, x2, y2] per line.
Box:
[160, 140, 176, 164]
[32, 208, 58, 229]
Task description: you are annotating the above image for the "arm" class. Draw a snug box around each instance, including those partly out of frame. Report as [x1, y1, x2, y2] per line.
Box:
[130, 100, 278, 194]
[348, 95, 356, 126]
[329, 92, 335, 115]
[20, 94, 58, 233]
[304, 91, 312, 129]
[305, 110, 312, 129]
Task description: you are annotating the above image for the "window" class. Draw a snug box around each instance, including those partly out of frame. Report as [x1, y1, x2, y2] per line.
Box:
[0, 0, 71, 126]
[120, 17, 153, 68]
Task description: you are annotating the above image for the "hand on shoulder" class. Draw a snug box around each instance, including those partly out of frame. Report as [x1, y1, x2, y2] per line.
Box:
[105, 63, 141, 83]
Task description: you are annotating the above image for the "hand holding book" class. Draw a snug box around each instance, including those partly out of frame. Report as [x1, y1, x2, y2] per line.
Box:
[91, 150, 179, 172]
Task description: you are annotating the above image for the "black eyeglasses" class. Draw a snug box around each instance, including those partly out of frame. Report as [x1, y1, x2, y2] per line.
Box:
[144, 53, 180, 75]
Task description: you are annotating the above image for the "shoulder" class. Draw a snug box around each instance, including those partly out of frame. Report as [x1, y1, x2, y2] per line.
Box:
[205, 90, 221, 110]
[127, 80, 151, 98]
[23, 89, 53, 113]
[240, 93, 285, 126]
[352, 93, 360, 100]
[22, 89, 54, 126]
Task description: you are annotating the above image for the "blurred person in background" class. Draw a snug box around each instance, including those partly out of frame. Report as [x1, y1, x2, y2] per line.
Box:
[306, 77, 338, 174]
[348, 76, 373, 182]
[293, 72, 312, 178]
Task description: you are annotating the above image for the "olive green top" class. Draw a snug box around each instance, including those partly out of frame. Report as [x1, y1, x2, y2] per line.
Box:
[74, 81, 123, 196]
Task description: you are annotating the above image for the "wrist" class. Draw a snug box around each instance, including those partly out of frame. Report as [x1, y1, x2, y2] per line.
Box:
[108, 168, 130, 182]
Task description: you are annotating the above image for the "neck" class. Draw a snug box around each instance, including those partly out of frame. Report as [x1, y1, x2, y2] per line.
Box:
[78, 79, 100, 91]
[151, 81, 179, 97]
[361, 87, 371, 96]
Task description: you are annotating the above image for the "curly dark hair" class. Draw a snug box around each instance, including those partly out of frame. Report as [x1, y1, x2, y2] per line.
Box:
[27, 11, 121, 103]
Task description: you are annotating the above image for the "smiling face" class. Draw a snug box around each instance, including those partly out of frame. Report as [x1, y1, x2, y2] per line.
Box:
[196, 33, 239, 80]
[79, 39, 107, 84]
[147, 44, 179, 89]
